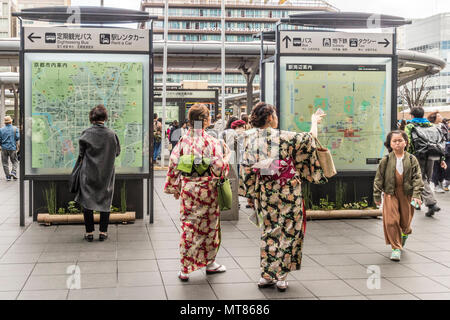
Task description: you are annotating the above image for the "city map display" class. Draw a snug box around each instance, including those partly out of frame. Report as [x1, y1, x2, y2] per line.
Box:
[31, 60, 144, 171]
[280, 59, 391, 171]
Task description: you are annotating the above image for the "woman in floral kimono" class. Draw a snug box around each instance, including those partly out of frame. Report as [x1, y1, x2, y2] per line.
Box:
[164, 104, 231, 281]
[239, 102, 327, 291]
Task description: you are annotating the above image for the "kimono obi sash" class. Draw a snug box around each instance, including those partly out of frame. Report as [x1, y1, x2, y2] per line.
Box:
[252, 157, 296, 187]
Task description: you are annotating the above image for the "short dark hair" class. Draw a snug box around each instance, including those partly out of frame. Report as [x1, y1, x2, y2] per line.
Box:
[154, 113, 158, 120]
[89, 104, 108, 123]
[384, 130, 409, 152]
[410, 107, 424, 119]
[250, 102, 275, 128]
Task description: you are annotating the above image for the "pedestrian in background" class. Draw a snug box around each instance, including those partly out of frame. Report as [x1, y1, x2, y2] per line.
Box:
[75, 105, 121, 242]
[374, 130, 424, 261]
[239, 102, 327, 291]
[168, 120, 180, 154]
[405, 107, 447, 217]
[164, 103, 231, 282]
[427, 112, 449, 192]
[0, 116, 19, 181]
[442, 118, 450, 190]
[153, 114, 162, 161]
[241, 113, 252, 130]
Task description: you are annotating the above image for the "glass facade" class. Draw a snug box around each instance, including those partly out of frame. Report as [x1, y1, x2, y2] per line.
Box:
[145, 0, 335, 95]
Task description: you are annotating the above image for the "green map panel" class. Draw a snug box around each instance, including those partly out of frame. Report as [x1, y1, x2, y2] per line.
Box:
[31, 61, 143, 169]
[281, 67, 388, 171]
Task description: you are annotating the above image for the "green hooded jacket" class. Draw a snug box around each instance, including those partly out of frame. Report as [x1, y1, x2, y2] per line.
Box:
[373, 151, 424, 204]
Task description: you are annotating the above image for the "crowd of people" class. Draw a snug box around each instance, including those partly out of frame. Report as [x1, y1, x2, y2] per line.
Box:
[1, 102, 448, 292]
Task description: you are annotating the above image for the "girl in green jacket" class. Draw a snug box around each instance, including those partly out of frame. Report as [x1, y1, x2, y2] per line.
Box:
[373, 130, 424, 261]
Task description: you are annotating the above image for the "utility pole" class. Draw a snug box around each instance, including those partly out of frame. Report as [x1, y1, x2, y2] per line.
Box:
[221, 0, 226, 124]
[161, 0, 169, 167]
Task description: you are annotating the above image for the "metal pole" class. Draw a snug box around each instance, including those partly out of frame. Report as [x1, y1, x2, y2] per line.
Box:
[221, 0, 226, 124]
[161, 0, 169, 168]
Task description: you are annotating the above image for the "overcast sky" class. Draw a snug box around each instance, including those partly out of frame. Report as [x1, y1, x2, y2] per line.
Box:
[326, 0, 450, 19]
[72, 0, 450, 20]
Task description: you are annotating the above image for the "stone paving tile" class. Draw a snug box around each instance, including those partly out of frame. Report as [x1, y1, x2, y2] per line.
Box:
[117, 249, 155, 261]
[0, 263, 34, 276]
[79, 273, 117, 289]
[429, 276, 450, 288]
[0, 291, 19, 300]
[206, 268, 253, 284]
[22, 275, 69, 291]
[261, 281, 315, 299]
[325, 265, 369, 279]
[68, 287, 118, 300]
[363, 264, 422, 278]
[344, 278, 407, 296]
[17, 290, 68, 300]
[301, 280, 361, 297]
[166, 284, 217, 300]
[308, 254, 359, 266]
[319, 295, 368, 300]
[402, 263, 450, 277]
[290, 266, 338, 281]
[116, 286, 167, 300]
[118, 271, 163, 287]
[0, 275, 29, 291]
[118, 260, 158, 273]
[78, 251, 117, 262]
[415, 292, 450, 300]
[211, 283, 266, 300]
[366, 294, 419, 300]
[77, 261, 118, 274]
[156, 259, 182, 272]
[161, 270, 209, 286]
[32, 262, 75, 276]
[387, 277, 450, 294]
[0, 252, 42, 264]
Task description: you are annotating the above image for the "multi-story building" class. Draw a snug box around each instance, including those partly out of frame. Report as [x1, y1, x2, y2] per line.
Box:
[399, 13, 450, 106]
[0, 0, 17, 38]
[15, 0, 71, 27]
[141, 0, 339, 97]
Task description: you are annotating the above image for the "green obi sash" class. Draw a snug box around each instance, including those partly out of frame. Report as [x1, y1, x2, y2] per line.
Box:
[177, 154, 211, 175]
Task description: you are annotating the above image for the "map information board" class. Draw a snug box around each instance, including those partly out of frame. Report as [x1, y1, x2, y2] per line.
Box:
[280, 57, 391, 171]
[31, 60, 143, 171]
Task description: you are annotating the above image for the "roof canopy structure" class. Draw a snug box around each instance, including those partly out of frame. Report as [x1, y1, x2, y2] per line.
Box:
[281, 12, 411, 29]
[12, 6, 156, 24]
[0, 39, 444, 86]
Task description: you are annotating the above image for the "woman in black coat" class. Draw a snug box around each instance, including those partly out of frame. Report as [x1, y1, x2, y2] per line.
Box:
[75, 105, 121, 242]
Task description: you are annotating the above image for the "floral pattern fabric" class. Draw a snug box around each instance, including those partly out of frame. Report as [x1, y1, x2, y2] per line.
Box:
[164, 129, 230, 274]
[239, 128, 327, 280]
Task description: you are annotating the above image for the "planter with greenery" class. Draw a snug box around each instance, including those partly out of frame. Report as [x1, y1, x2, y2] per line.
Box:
[37, 184, 135, 225]
[302, 180, 381, 220]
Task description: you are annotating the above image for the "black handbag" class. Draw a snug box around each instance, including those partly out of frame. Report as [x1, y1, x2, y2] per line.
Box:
[69, 155, 83, 193]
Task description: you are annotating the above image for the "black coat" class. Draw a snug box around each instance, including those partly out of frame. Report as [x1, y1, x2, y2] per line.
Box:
[75, 124, 121, 212]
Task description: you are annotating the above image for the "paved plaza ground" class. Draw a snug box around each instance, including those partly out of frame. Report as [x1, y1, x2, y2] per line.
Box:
[0, 172, 450, 300]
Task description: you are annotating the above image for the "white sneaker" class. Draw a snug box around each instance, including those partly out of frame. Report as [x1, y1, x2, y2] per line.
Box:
[435, 185, 445, 193]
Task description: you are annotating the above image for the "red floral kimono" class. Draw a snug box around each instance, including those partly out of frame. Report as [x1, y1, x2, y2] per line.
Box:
[164, 129, 230, 274]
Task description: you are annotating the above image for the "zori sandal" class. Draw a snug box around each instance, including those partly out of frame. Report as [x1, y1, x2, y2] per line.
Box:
[276, 280, 288, 292]
[178, 271, 189, 282]
[206, 264, 227, 274]
[258, 278, 276, 288]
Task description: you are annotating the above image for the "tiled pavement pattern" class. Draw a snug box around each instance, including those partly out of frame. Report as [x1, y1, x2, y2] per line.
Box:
[0, 172, 450, 300]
